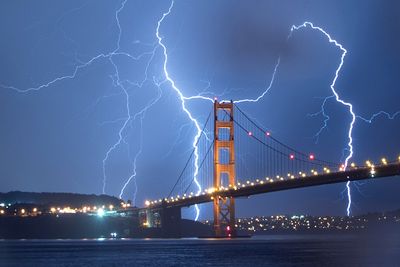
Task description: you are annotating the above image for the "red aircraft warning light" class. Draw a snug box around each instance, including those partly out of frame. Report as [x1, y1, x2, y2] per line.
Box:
[226, 225, 231, 237]
[309, 154, 315, 160]
[290, 154, 295, 160]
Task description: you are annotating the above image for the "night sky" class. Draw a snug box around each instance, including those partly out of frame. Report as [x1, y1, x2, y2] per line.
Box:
[1, 0, 399, 220]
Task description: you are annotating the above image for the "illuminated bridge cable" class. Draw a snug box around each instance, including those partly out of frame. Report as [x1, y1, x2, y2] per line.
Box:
[222, 107, 337, 169]
[234, 104, 340, 167]
[235, 117, 334, 167]
[183, 139, 215, 195]
[181, 110, 230, 195]
[167, 110, 212, 198]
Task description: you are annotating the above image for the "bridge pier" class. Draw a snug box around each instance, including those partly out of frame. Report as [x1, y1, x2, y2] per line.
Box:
[140, 205, 181, 238]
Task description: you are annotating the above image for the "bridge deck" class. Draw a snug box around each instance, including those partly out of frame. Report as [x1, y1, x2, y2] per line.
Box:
[149, 163, 400, 209]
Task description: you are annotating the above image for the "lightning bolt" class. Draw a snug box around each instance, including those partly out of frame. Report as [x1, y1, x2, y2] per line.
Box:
[119, 81, 162, 202]
[156, 1, 215, 220]
[288, 22, 357, 216]
[0, 0, 161, 204]
[357, 111, 400, 123]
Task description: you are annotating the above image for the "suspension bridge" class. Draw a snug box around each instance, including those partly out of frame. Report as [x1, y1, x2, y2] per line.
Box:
[138, 101, 400, 237]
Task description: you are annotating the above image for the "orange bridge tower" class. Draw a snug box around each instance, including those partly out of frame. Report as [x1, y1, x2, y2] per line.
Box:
[213, 100, 236, 237]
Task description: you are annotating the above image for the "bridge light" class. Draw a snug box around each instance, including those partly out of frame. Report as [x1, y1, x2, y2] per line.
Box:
[370, 166, 376, 176]
[366, 160, 372, 167]
[309, 154, 315, 160]
[339, 164, 345, 171]
[145, 200, 150, 206]
[289, 154, 295, 160]
[266, 131, 271, 136]
[248, 131, 252, 136]
[381, 158, 387, 165]
[350, 162, 356, 168]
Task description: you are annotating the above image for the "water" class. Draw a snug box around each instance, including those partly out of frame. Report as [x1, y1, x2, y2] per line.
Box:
[1, 235, 399, 266]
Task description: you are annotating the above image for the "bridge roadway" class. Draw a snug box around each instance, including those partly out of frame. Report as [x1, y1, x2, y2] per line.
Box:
[149, 162, 400, 210]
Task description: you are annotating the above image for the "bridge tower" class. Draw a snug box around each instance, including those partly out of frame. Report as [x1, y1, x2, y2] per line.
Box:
[213, 100, 236, 237]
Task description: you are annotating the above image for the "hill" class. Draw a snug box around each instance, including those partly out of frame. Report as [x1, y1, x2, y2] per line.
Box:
[0, 191, 122, 207]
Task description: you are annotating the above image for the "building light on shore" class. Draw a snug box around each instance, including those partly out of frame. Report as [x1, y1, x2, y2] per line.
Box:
[0, 210, 4, 214]
[33, 208, 37, 212]
[97, 208, 105, 217]
[21, 209, 25, 214]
